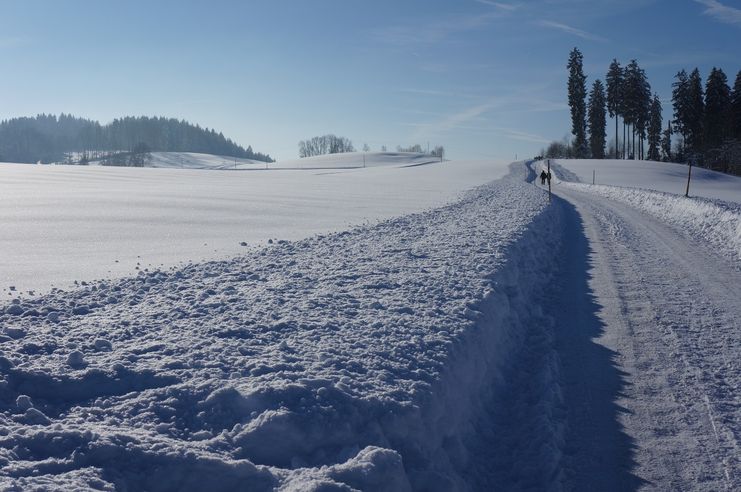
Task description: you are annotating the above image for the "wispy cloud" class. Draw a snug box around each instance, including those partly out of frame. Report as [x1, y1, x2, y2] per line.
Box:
[410, 97, 504, 139]
[535, 20, 608, 42]
[495, 128, 552, 144]
[373, 12, 503, 46]
[474, 0, 519, 11]
[694, 0, 741, 27]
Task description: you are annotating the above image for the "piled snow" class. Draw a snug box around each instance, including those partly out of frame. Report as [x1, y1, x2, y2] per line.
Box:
[564, 183, 741, 267]
[550, 158, 741, 204]
[0, 164, 562, 490]
[0, 157, 507, 294]
[548, 161, 741, 267]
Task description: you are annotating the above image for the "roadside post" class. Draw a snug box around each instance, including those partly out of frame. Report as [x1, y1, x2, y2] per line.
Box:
[547, 159, 552, 202]
[593, 169, 595, 185]
[685, 157, 693, 197]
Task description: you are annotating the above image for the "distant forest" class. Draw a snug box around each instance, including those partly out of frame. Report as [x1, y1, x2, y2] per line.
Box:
[0, 114, 273, 163]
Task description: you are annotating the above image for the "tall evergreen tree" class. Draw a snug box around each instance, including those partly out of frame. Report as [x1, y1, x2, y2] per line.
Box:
[622, 60, 650, 159]
[567, 47, 588, 157]
[647, 94, 663, 161]
[588, 79, 607, 159]
[730, 70, 741, 141]
[606, 59, 623, 158]
[686, 68, 705, 155]
[661, 120, 673, 162]
[672, 69, 690, 155]
[704, 67, 731, 150]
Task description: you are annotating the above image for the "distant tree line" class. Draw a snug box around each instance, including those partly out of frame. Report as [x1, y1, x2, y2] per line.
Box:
[298, 136, 446, 160]
[0, 114, 273, 164]
[299, 134, 355, 157]
[550, 47, 741, 175]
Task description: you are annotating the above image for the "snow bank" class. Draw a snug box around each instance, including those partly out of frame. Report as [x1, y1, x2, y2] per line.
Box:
[551, 158, 741, 204]
[0, 164, 563, 490]
[556, 180, 741, 268]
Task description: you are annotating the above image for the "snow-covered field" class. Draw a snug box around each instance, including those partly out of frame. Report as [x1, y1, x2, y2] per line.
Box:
[88, 151, 439, 171]
[546, 159, 741, 266]
[0, 154, 506, 294]
[551, 158, 741, 204]
[1, 155, 739, 490]
[0, 162, 562, 490]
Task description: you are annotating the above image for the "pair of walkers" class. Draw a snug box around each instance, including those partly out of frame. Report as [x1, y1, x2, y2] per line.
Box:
[540, 170, 552, 186]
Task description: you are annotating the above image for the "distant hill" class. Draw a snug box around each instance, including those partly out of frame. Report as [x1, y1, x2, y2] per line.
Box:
[84, 151, 440, 171]
[0, 114, 273, 164]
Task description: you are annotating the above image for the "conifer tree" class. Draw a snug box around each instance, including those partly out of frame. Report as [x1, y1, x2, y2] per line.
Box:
[661, 121, 672, 162]
[672, 69, 690, 156]
[567, 47, 588, 157]
[704, 67, 731, 150]
[622, 60, 650, 159]
[686, 68, 705, 155]
[647, 94, 662, 161]
[730, 70, 741, 141]
[588, 79, 607, 159]
[606, 59, 623, 158]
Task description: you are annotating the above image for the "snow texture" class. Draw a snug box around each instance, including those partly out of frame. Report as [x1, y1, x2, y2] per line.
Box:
[0, 154, 507, 294]
[89, 151, 439, 171]
[0, 164, 562, 490]
[552, 158, 741, 204]
[549, 161, 741, 266]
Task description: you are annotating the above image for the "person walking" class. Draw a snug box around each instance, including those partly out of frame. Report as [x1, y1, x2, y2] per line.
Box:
[540, 170, 547, 185]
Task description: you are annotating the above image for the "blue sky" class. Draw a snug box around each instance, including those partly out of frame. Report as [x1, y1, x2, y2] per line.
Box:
[1, 0, 740, 161]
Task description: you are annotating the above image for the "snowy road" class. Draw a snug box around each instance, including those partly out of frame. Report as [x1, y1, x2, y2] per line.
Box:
[551, 183, 740, 490]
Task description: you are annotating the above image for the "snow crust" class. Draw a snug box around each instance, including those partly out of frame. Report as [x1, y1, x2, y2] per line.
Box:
[0, 164, 562, 490]
[0, 155, 506, 294]
[548, 161, 741, 266]
[552, 158, 741, 204]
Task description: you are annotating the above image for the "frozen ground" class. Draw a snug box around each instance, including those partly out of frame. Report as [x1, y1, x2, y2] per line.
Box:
[1, 157, 739, 490]
[0, 154, 506, 294]
[542, 160, 740, 490]
[552, 158, 741, 204]
[0, 163, 562, 490]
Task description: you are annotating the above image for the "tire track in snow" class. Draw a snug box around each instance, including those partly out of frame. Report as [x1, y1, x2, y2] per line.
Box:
[556, 185, 740, 490]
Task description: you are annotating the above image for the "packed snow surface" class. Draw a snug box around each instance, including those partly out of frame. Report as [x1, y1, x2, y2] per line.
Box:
[552, 158, 741, 204]
[2, 156, 740, 490]
[0, 154, 507, 294]
[547, 183, 740, 490]
[0, 164, 563, 490]
[548, 159, 741, 264]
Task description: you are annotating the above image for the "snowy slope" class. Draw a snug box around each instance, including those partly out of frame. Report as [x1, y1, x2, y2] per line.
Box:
[0, 157, 507, 294]
[546, 159, 741, 265]
[144, 152, 267, 169]
[550, 158, 741, 204]
[0, 164, 563, 490]
[88, 152, 438, 171]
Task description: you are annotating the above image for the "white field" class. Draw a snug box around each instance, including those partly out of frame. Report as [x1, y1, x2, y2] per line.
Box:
[88, 151, 439, 170]
[551, 158, 740, 204]
[1, 157, 740, 490]
[0, 154, 507, 294]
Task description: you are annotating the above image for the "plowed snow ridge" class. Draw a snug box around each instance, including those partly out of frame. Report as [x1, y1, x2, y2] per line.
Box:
[0, 164, 561, 490]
